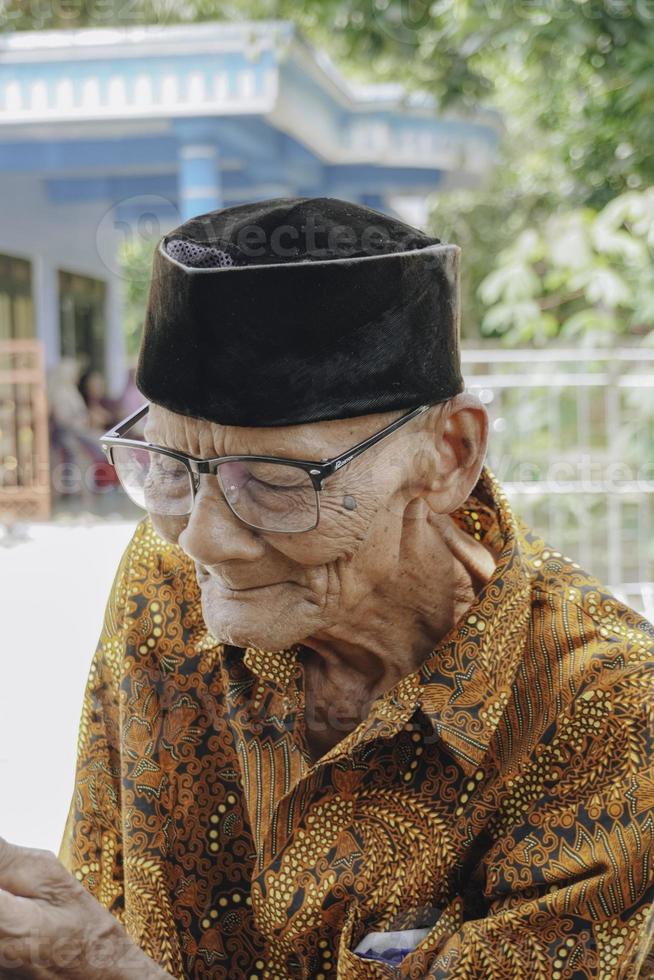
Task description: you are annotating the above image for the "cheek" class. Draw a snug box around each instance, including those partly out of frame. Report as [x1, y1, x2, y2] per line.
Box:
[268, 489, 377, 565]
[321, 478, 378, 529]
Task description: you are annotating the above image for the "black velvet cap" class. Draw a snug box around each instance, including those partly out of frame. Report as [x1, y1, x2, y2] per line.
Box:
[135, 196, 464, 427]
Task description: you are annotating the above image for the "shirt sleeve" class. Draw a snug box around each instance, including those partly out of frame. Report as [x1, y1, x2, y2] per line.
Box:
[58, 519, 187, 980]
[57, 525, 133, 919]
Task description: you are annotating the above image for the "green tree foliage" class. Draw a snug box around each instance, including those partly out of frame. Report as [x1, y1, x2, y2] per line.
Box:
[478, 190, 654, 345]
[120, 235, 158, 359]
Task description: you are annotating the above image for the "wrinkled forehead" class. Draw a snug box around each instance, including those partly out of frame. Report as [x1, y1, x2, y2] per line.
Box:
[143, 402, 404, 460]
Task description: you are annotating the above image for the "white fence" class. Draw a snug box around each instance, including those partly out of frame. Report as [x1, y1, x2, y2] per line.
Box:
[463, 346, 654, 619]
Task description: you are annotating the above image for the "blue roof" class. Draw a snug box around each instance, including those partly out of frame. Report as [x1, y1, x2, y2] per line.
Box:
[0, 21, 500, 213]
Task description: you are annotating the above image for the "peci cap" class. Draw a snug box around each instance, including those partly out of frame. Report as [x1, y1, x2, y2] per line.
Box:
[135, 196, 464, 427]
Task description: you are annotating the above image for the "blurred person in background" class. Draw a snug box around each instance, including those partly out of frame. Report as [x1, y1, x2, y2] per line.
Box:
[48, 359, 116, 497]
[77, 366, 116, 431]
[47, 358, 90, 438]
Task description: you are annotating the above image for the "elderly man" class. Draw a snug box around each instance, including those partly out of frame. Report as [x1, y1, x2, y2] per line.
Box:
[1, 198, 653, 979]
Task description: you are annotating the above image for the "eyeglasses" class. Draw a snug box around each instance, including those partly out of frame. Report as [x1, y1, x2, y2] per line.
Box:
[100, 402, 432, 533]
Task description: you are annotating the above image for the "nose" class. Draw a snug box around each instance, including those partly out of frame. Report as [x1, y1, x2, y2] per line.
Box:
[177, 475, 265, 567]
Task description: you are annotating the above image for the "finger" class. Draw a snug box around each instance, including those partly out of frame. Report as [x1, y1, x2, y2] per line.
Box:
[0, 837, 74, 903]
[0, 886, 36, 938]
[0, 888, 43, 977]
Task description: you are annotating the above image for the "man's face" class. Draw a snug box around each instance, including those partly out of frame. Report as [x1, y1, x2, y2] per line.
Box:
[143, 403, 420, 652]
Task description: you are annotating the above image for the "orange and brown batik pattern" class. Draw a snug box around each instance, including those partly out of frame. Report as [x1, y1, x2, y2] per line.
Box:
[59, 466, 654, 979]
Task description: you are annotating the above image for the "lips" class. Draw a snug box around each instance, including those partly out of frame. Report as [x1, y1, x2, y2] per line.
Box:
[195, 564, 283, 591]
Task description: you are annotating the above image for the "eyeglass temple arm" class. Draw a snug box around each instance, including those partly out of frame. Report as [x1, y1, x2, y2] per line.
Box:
[102, 403, 150, 440]
[319, 404, 431, 477]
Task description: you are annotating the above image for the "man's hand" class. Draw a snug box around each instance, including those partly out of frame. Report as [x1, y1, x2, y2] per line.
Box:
[0, 837, 171, 979]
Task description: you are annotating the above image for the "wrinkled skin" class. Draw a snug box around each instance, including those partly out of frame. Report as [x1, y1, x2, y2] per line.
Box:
[144, 391, 496, 758]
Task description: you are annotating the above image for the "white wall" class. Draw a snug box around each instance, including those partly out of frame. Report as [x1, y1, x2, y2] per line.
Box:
[0, 521, 136, 852]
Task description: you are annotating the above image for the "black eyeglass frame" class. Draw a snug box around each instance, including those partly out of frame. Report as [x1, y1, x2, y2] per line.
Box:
[100, 401, 432, 533]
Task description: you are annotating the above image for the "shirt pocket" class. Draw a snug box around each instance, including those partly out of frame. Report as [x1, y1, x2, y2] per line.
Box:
[392, 898, 464, 979]
[336, 899, 464, 979]
[335, 905, 395, 978]
[336, 944, 399, 979]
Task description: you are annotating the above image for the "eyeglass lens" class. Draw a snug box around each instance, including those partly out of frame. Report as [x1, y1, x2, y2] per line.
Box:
[111, 446, 319, 532]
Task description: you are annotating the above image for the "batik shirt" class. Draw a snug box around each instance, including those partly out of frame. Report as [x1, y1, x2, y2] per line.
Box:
[59, 466, 654, 979]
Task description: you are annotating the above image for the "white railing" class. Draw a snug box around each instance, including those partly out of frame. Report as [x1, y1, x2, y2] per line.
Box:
[462, 345, 654, 619]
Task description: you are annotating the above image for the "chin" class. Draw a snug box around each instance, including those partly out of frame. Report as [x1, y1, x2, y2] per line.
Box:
[199, 585, 310, 652]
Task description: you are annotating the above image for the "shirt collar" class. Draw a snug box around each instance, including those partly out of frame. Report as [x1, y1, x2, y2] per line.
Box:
[410, 465, 535, 773]
[239, 465, 535, 775]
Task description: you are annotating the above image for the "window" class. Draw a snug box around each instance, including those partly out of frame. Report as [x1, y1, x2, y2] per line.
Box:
[58, 270, 106, 374]
[0, 253, 34, 342]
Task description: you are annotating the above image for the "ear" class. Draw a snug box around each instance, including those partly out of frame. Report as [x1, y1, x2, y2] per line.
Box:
[423, 392, 489, 514]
